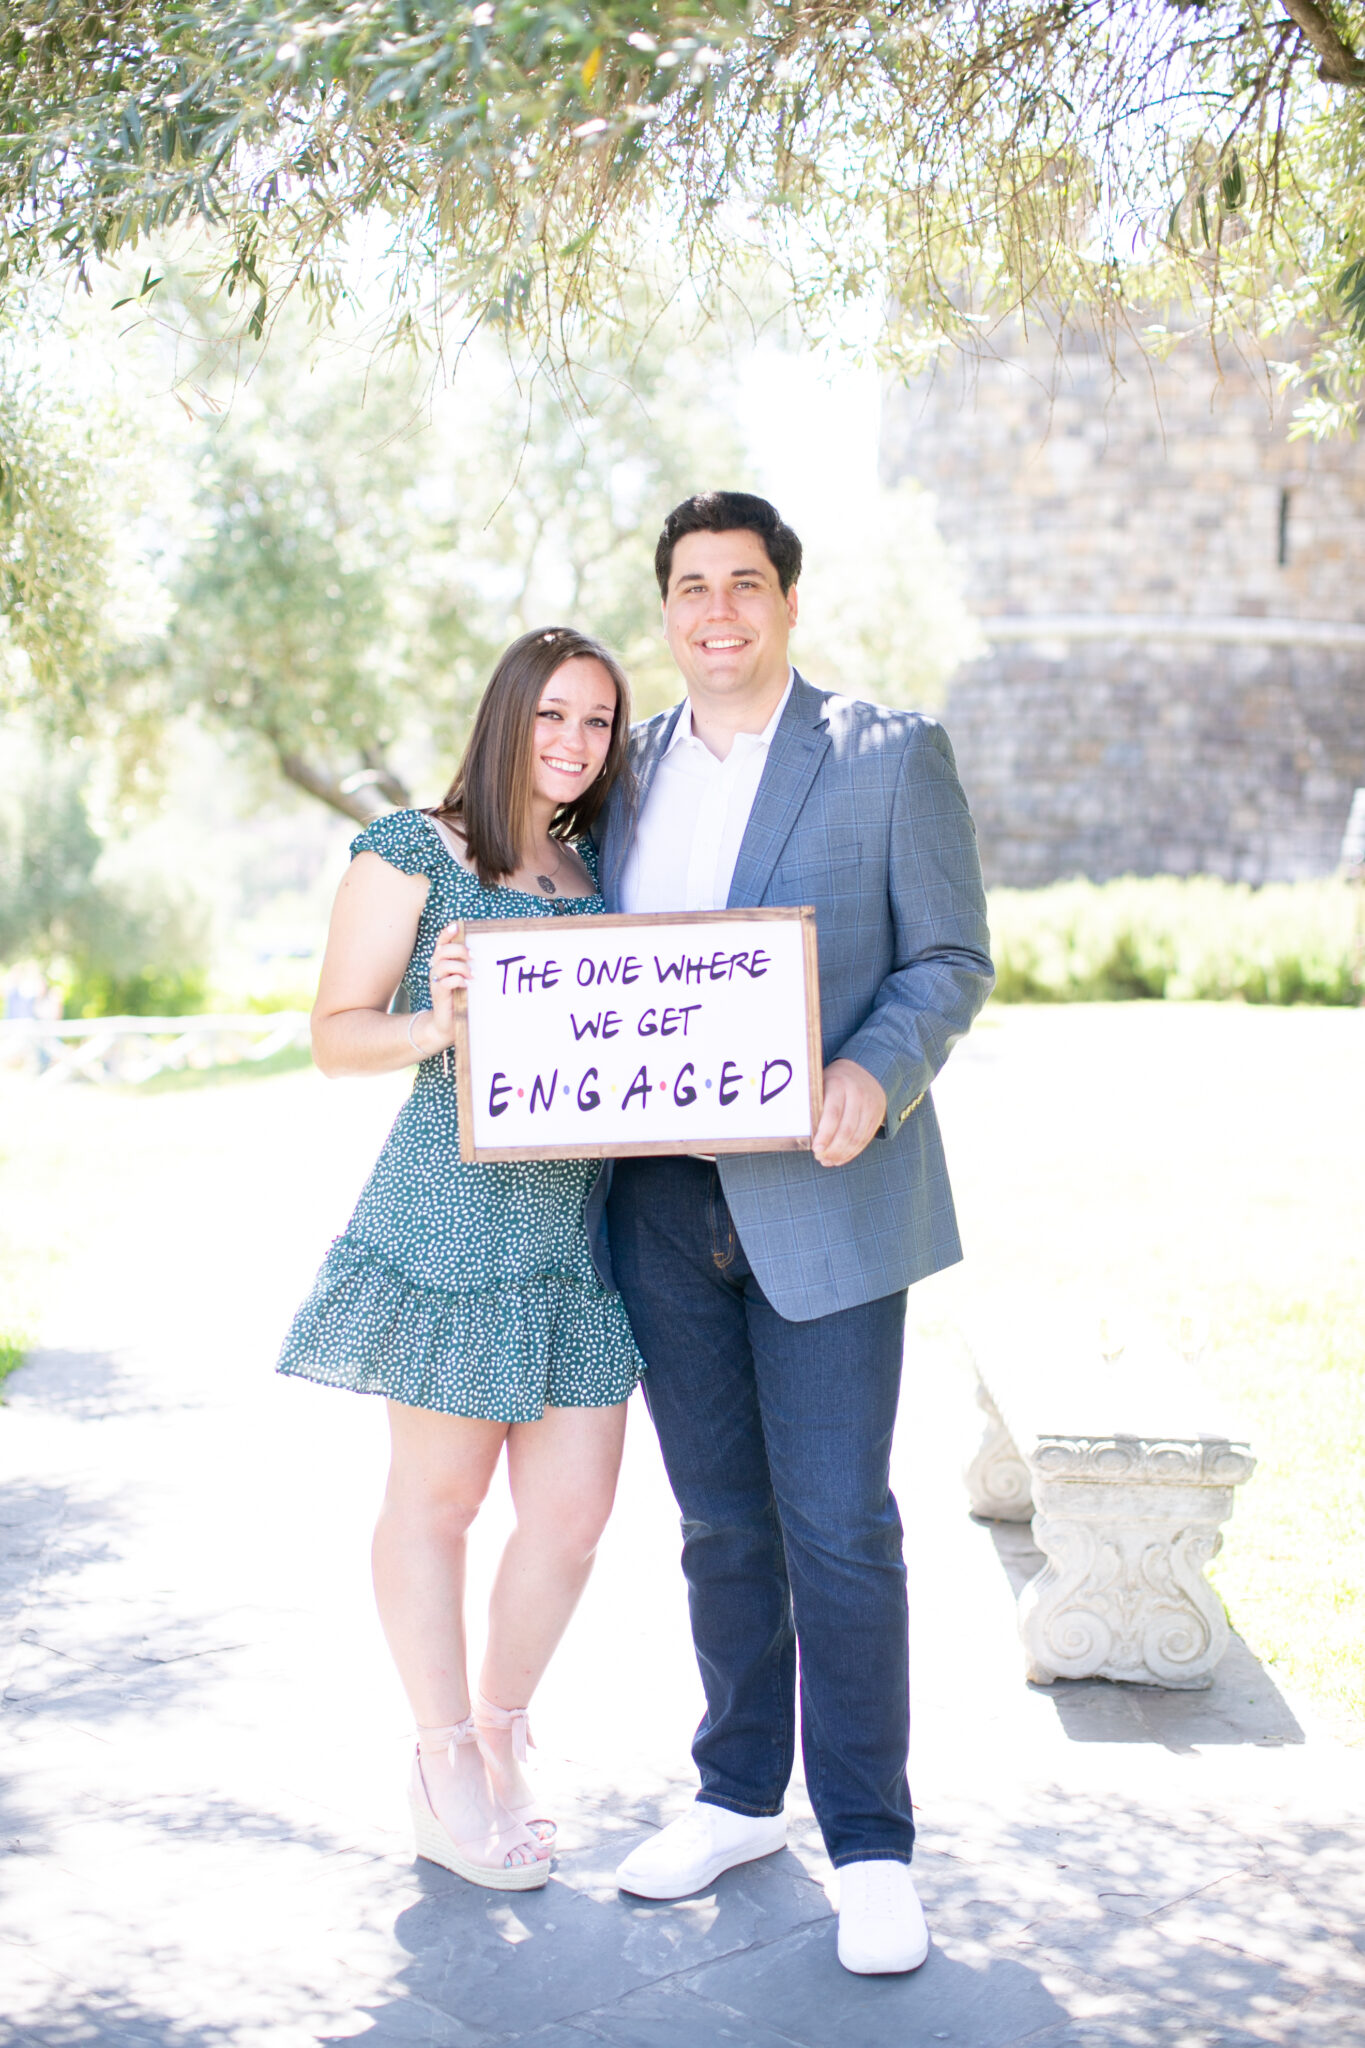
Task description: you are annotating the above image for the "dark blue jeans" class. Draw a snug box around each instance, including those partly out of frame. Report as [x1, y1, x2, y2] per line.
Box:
[607, 1155, 913, 1868]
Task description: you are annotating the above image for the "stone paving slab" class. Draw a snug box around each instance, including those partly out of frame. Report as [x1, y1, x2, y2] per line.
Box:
[2, 1012, 1364, 2046]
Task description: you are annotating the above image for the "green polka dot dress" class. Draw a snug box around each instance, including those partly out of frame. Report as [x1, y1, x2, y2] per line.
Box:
[276, 809, 644, 1422]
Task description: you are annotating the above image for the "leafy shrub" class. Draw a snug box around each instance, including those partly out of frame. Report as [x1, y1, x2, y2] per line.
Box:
[62, 963, 209, 1019]
[988, 876, 1360, 1005]
[0, 759, 211, 1016]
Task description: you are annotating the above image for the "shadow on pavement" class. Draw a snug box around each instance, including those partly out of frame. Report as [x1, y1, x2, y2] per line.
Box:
[9, 1784, 1353, 2048]
[6, 1348, 167, 1423]
[2, 2000, 239, 2047]
[322, 1833, 1070, 2048]
[1, 1356, 239, 1743]
[0, 1466, 129, 1884]
[0, 1455, 239, 1845]
[982, 1520, 1305, 1751]
[0, 1477, 120, 1616]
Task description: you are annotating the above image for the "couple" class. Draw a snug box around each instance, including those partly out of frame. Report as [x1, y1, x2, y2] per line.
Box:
[277, 490, 993, 1976]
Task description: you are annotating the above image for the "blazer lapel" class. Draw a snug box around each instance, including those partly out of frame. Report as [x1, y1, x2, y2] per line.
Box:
[727, 673, 831, 908]
[600, 701, 686, 910]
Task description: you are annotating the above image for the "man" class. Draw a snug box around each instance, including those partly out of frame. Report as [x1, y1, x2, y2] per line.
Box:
[591, 491, 993, 1974]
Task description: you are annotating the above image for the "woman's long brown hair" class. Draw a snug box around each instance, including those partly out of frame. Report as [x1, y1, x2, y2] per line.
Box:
[430, 627, 634, 887]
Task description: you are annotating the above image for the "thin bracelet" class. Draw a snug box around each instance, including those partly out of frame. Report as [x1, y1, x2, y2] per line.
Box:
[406, 1009, 433, 1056]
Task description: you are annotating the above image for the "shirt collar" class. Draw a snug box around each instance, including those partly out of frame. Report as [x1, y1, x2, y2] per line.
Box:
[667, 668, 795, 760]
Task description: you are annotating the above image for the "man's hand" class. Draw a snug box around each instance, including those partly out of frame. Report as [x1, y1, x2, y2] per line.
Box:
[812, 1058, 887, 1169]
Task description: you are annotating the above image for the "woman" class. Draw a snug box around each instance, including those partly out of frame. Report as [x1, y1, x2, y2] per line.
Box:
[277, 626, 643, 1892]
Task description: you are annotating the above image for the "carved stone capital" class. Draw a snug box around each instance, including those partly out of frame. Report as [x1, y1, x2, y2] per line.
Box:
[1020, 1503, 1232, 1689]
[964, 1382, 1034, 1522]
[962, 1344, 1256, 1690]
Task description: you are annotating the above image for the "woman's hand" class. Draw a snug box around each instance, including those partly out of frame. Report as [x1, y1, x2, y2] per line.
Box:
[426, 923, 472, 1048]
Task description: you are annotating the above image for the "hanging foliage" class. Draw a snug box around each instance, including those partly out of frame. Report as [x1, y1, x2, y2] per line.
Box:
[1, 4, 1363, 424]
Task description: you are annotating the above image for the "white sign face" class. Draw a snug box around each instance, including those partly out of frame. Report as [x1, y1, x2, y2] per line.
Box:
[453, 909, 821, 1161]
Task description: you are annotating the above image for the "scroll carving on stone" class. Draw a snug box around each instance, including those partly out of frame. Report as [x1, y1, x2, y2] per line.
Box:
[1020, 1503, 1232, 1689]
[961, 1339, 1255, 1691]
[964, 1383, 1034, 1522]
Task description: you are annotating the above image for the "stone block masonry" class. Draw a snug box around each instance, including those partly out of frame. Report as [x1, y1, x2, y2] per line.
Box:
[883, 327, 1365, 884]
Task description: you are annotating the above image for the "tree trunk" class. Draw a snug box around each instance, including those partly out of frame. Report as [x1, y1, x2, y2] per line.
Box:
[358, 751, 412, 808]
[276, 750, 411, 824]
[1281, 0, 1365, 86]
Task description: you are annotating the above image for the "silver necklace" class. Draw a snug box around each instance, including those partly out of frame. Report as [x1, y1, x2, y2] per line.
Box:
[535, 841, 568, 895]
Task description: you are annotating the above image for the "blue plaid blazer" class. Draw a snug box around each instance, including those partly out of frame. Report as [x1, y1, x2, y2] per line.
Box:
[586, 671, 994, 1321]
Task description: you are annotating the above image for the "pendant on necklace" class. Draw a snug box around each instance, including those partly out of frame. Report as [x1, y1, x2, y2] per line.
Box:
[536, 875, 557, 895]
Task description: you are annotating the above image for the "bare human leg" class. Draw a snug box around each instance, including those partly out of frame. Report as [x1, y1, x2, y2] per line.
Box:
[372, 1399, 538, 1870]
[476, 1400, 629, 1824]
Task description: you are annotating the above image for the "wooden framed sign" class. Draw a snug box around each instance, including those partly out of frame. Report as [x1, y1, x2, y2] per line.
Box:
[452, 907, 822, 1163]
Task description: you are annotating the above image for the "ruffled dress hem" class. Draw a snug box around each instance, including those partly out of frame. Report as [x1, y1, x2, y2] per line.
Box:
[277, 1234, 642, 1422]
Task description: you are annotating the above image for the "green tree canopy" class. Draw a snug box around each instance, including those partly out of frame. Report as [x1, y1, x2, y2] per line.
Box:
[169, 379, 417, 822]
[0, 358, 112, 723]
[162, 306, 752, 820]
[15, 281, 962, 823]
[3, 3, 1365, 423]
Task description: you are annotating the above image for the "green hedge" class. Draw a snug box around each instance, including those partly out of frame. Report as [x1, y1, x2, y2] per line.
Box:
[62, 964, 208, 1019]
[988, 877, 1361, 1005]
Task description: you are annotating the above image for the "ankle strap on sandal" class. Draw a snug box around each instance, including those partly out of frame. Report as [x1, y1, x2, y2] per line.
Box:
[416, 1716, 477, 1759]
[475, 1691, 533, 1762]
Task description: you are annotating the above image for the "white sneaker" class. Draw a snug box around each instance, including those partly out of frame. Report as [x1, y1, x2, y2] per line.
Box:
[836, 1861, 929, 1973]
[615, 1802, 788, 1899]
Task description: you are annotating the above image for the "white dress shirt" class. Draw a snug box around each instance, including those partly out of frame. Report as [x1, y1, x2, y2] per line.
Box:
[619, 674, 794, 914]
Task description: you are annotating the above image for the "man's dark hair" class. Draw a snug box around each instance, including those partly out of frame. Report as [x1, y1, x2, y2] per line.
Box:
[655, 491, 803, 598]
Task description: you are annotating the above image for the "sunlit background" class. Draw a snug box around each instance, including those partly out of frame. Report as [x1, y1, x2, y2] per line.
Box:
[0, 273, 974, 1023]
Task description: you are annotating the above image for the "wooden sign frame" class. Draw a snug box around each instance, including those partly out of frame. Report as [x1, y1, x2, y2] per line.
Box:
[452, 906, 822, 1163]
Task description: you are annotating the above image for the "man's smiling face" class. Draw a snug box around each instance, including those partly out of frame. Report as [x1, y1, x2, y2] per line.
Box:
[662, 529, 798, 701]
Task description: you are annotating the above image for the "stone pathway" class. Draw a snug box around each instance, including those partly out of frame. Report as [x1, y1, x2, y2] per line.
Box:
[1, 1007, 1363, 2046]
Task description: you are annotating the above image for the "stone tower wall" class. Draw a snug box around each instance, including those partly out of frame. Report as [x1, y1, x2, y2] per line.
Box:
[881, 330, 1365, 885]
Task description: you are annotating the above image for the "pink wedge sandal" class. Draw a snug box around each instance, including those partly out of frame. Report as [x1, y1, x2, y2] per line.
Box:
[410, 1718, 548, 1891]
[474, 1692, 557, 1856]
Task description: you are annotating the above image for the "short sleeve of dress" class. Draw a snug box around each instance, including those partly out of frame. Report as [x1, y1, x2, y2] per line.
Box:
[349, 809, 436, 878]
[576, 834, 601, 885]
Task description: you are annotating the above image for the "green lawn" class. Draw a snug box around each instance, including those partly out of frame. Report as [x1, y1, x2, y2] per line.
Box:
[0, 1294, 29, 1400]
[1202, 1286, 1365, 1733]
[0, 1332, 25, 1397]
[125, 1042, 316, 1094]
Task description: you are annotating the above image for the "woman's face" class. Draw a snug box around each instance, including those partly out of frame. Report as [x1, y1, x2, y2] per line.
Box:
[530, 657, 618, 810]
